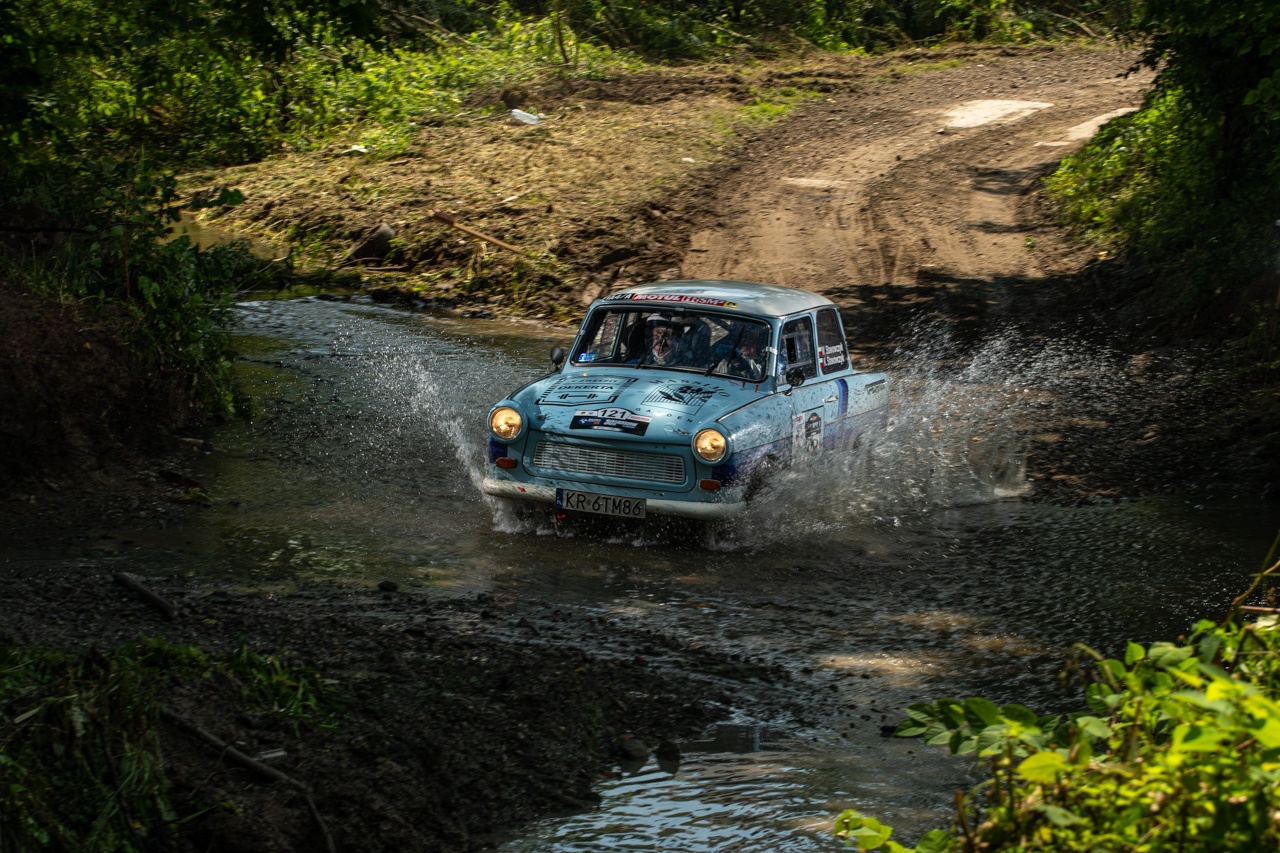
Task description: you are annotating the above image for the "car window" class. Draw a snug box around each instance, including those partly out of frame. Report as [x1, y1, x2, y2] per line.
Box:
[703, 317, 771, 381]
[815, 307, 849, 374]
[573, 308, 770, 378]
[779, 316, 816, 380]
[573, 310, 625, 363]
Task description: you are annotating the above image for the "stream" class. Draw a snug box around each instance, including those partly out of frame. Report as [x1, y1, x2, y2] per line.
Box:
[106, 295, 1280, 850]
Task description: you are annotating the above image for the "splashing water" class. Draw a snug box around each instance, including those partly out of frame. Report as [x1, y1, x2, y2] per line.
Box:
[227, 300, 1208, 557]
[727, 323, 1197, 547]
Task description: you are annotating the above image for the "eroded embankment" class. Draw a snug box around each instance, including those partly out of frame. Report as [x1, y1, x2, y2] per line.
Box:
[0, 565, 800, 852]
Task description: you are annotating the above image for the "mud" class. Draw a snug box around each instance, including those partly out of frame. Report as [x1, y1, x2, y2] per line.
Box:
[2, 558, 801, 852]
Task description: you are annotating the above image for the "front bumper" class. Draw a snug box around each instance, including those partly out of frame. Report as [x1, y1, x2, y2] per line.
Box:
[481, 478, 746, 521]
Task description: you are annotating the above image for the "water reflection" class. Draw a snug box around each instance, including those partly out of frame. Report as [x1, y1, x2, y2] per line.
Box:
[503, 725, 965, 852]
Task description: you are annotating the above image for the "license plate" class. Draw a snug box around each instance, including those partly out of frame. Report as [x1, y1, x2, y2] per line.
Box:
[556, 489, 646, 519]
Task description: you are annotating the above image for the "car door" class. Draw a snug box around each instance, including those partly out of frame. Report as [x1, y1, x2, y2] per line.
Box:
[778, 314, 833, 458]
[813, 306, 859, 450]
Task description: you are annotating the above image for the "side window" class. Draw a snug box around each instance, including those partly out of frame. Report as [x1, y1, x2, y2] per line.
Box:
[816, 307, 849, 374]
[573, 311, 623, 363]
[779, 316, 815, 380]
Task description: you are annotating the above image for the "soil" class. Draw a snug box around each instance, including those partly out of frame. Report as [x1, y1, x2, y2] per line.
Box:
[1, 565, 798, 852]
[3, 42, 1279, 852]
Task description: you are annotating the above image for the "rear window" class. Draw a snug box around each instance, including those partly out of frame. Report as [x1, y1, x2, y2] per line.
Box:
[816, 307, 849, 374]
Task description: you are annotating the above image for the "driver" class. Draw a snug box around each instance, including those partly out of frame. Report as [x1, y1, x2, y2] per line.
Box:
[714, 323, 767, 380]
[646, 318, 675, 365]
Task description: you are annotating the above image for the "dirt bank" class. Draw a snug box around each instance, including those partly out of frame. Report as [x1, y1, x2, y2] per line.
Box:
[2, 559, 804, 851]
[186, 43, 1152, 337]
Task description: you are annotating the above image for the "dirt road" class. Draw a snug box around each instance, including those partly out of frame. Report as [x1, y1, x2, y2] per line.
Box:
[676, 47, 1152, 347]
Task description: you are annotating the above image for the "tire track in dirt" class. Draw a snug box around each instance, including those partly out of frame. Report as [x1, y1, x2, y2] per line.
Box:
[680, 48, 1153, 346]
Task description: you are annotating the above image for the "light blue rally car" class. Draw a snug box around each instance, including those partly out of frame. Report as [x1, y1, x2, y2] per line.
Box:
[482, 280, 889, 521]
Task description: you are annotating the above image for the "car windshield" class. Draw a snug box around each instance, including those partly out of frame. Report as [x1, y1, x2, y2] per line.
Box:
[571, 308, 772, 382]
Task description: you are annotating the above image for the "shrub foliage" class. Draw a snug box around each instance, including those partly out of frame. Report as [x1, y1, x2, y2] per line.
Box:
[0, 638, 340, 851]
[838, 559, 1280, 852]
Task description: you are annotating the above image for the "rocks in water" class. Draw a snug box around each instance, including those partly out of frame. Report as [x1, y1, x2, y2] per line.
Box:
[619, 734, 649, 761]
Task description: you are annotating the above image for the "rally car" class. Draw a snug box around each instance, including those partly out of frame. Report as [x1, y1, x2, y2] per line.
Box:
[482, 280, 889, 521]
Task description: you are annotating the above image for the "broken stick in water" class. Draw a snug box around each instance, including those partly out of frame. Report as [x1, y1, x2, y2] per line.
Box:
[112, 572, 176, 620]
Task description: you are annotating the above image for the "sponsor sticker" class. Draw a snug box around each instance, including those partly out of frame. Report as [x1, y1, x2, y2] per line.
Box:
[643, 383, 717, 411]
[601, 292, 739, 308]
[570, 407, 652, 435]
[819, 342, 846, 369]
[539, 376, 635, 406]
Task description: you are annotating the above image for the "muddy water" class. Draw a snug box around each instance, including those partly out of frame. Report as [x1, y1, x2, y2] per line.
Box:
[127, 296, 1278, 849]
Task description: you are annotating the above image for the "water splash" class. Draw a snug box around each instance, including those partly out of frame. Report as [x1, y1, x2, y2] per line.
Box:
[221, 298, 555, 566]
[228, 301, 1201, 556]
[728, 323, 1188, 547]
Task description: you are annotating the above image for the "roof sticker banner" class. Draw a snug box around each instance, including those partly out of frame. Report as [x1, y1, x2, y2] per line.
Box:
[601, 293, 739, 309]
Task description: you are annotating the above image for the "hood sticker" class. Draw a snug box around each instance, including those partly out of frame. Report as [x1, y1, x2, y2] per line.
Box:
[538, 376, 636, 406]
[571, 408, 652, 436]
[643, 384, 719, 413]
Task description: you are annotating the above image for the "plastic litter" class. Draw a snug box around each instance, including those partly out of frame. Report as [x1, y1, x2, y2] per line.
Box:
[510, 109, 542, 125]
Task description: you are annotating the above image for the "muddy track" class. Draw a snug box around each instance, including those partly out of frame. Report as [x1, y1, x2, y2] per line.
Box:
[668, 47, 1152, 350]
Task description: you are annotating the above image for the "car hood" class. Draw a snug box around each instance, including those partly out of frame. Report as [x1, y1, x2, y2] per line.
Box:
[516, 370, 757, 440]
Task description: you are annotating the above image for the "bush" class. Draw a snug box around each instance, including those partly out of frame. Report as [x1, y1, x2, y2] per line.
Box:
[838, 557, 1280, 852]
[1044, 87, 1280, 314]
[0, 638, 341, 851]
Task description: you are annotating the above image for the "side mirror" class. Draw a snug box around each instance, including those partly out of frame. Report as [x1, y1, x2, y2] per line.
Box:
[785, 366, 806, 388]
[550, 345, 565, 370]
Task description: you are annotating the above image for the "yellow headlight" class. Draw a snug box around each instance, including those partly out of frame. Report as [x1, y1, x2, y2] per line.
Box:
[693, 429, 728, 464]
[489, 406, 523, 440]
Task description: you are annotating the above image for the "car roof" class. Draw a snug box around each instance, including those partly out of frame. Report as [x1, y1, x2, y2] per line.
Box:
[597, 279, 836, 318]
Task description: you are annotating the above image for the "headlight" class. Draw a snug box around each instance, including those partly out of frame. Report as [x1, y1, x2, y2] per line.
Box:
[489, 406, 523, 441]
[693, 428, 728, 464]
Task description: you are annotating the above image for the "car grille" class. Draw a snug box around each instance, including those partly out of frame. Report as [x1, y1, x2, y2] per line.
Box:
[533, 441, 685, 484]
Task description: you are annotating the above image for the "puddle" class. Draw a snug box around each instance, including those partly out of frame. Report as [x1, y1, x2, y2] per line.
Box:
[501, 725, 966, 851]
[943, 99, 1054, 128]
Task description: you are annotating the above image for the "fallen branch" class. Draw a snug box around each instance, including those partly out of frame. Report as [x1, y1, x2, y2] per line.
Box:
[112, 572, 176, 620]
[162, 709, 336, 853]
[1044, 11, 1098, 39]
[1225, 558, 1280, 625]
[430, 209, 527, 256]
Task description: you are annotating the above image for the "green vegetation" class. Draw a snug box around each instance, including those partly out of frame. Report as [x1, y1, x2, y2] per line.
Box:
[1, 0, 1274, 415]
[1045, 0, 1280, 343]
[0, 637, 341, 852]
[836, 552, 1280, 852]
